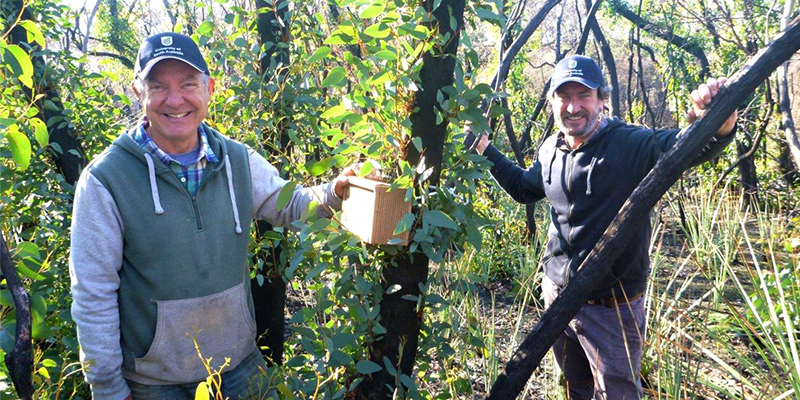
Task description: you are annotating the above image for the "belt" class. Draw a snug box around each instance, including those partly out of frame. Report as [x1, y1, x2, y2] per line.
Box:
[586, 291, 643, 308]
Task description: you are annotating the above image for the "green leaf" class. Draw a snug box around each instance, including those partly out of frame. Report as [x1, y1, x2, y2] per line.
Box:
[386, 284, 402, 294]
[363, 23, 391, 39]
[411, 137, 422, 151]
[30, 117, 48, 147]
[277, 181, 297, 211]
[309, 156, 334, 176]
[394, 213, 415, 235]
[5, 44, 34, 88]
[307, 47, 331, 64]
[374, 49, 396, 61]
[466, 221, 482, 251]
[320, 104, 347, 120]
[19, 21, 46, 47]
[360, 3, 385, 19]
[197, 21, 214, 35]
[6, 124, 32, 170]
[358, 161, 373, 177]
[14, 241, 40, 260]
[324, 26, 357, 45]
[356, 360, 382, 374]
[0, 290, 12, 307]
[322, 66, 347, 87]
[424, 210, 458, 230]
[31, 294, 47, 323]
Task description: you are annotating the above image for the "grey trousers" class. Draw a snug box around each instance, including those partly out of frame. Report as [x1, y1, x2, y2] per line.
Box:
[542, 277, 646, 400]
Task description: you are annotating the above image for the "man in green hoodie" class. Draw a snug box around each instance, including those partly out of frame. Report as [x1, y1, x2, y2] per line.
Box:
[69, 32, 363, 400]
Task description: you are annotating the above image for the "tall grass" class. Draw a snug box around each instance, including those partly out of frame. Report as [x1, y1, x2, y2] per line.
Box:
[429, 181, 800, 399]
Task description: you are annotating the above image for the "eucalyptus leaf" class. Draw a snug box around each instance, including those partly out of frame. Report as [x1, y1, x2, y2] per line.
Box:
[4, 44, 34, 88]
[424, 210, 457, 230]
[20, 20, 46, 47]
[322, 66, 347, 87]
[360, 3, 385, 19]
[307, 47, 331, 64]
[356, 360, 382, 374]
[276, 181, 297, 211]
[197, 21, 215, 35]
[6, 124, 32, 170]
[30, 117, 48, 147]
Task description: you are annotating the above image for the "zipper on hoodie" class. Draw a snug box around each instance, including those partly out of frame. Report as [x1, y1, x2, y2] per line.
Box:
[563, 150, 577, 286]
[191, 197, 203, 230]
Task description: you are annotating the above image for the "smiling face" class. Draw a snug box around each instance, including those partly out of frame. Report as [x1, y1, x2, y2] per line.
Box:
[551, 81, 605, 147]
[132, 59, 215, 154]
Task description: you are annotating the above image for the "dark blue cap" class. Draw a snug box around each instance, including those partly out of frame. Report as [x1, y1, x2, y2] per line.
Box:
[549, 55, 605, 96]
[134, 33, 209, 79]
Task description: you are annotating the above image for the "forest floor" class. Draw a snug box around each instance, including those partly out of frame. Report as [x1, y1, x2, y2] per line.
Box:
[280, 209, 772, 399]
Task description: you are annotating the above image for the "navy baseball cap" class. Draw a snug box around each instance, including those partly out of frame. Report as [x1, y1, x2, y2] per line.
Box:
[549, 55, 605, 96]
[134, 32, 209, 79]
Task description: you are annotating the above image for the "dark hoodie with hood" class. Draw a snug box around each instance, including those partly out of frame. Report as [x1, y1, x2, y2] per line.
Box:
[482, 117, 734, 301]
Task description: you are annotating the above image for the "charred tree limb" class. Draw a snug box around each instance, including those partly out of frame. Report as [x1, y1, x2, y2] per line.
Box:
[7, 0, 86, 185]
[490, 0, 562, 91]
[486, 15, 800, 400]
[85, 51, 134, 69]
[582, 0, 620, 117]
[575, 0, 602, 55]
[0, 232, 32, 400]
[609, 0, 709, 80]
[779, 0, 800, 172]
[501, 97, 536, 239]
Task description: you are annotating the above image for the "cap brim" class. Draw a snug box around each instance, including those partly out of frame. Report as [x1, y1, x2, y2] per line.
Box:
[136, 55, 206, 79]
[549, 77, 600, 96]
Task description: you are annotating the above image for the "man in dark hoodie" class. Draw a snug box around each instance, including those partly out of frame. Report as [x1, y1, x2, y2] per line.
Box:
[69, 32, 369, 400]
[468, 55, 737, 399]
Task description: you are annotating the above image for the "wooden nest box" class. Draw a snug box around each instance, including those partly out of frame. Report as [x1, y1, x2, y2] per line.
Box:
[341, 177, 412, 245]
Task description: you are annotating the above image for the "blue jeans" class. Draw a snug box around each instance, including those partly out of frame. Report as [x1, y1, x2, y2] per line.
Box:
[126, 349, 271, 400]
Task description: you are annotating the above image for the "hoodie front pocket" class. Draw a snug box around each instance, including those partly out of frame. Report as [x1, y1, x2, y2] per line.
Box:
[134, 282, 257, 384]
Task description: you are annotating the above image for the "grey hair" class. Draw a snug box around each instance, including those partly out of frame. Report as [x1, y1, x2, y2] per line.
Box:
[597, 85, 613, 100]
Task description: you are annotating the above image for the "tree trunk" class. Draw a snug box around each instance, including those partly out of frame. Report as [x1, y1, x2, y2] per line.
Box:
[0, 231, 32, 400]
[735, 135, 759, 208]
[486, 16, 800, 400]
[6, 0, 86, 185]
[580, 0, 620, 117]
[354, 0, 465, 397]
[778, 0, 800, 177]
[252, 0, 291, 365]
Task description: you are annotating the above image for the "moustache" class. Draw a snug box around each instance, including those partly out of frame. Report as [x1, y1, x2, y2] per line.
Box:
[561, 111, 589, 120]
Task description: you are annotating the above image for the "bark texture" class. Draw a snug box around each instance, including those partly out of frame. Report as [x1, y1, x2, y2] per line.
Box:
[0, 232, 32, 400]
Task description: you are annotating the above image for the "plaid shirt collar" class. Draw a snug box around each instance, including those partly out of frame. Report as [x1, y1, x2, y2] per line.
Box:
[131, 121, 219, 166]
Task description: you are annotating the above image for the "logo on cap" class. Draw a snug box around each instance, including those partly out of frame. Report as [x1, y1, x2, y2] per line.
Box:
[161, 36, 173, 46]
[568, 60, 578, 68]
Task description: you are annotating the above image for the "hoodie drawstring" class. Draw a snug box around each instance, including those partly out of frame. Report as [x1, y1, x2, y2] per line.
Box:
[586, 157, 597, 196]
[144, 153, 165, 215]
[546, 148, 558, 185]
[224, 155, 243, 234]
